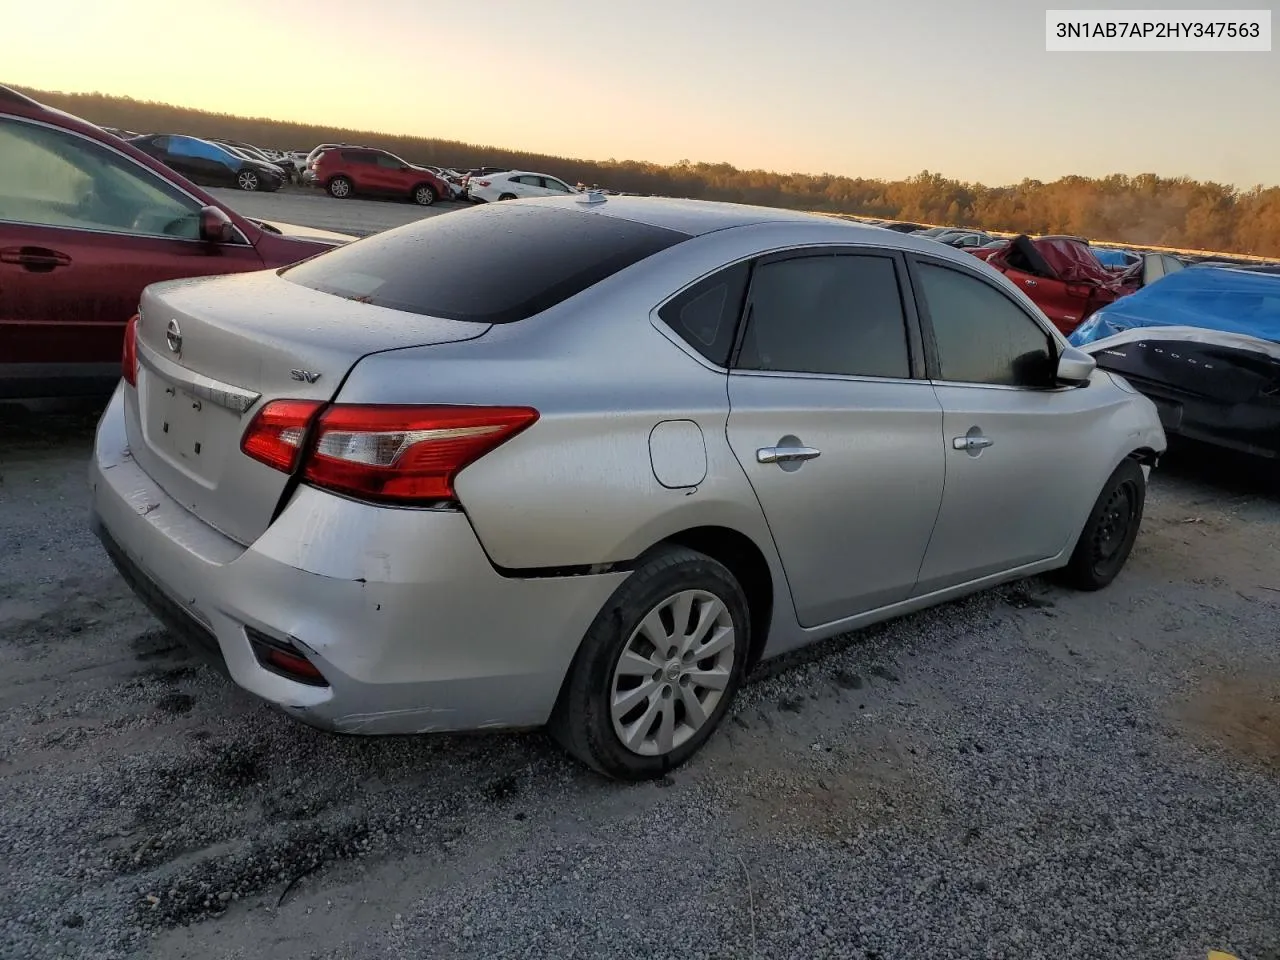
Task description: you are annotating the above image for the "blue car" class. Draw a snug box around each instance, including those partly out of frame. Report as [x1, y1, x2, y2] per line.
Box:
[129, 134, 286, 192]
[1071, 265, 1280, 459]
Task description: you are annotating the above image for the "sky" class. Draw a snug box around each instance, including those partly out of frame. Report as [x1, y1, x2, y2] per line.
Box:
[5, 0, 1278, 187]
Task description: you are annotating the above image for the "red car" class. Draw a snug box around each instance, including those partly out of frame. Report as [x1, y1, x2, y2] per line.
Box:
[0, 85, 347, 400]
[974, 235, 1141, 335]
[311, 147, 451, 206]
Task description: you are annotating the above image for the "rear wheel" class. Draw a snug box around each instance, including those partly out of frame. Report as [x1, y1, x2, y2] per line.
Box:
[236, 169, 260, 191]
[413, 184, 436, 206]
[549, 546, 749, 781]
[327, 176, 352, 199]
[498, 192, 517, 201]
[1057, 458, 1146, 590]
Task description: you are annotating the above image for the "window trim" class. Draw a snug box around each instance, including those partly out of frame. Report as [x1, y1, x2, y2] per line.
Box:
[904, 252, 1067, 392]
[649, 253, 758, 374]
[650, 243, 929, 381]
[0, 116, 251, 246]
[654, 258, 753, 369]
[729, 246, 926, 383]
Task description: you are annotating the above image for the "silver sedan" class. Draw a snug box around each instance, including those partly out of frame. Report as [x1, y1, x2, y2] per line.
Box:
[89, 194, 1167, 780]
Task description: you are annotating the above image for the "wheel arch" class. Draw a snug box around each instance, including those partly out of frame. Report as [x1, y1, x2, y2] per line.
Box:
[411, 180, 438, 198]
[643, 524, 775, 673]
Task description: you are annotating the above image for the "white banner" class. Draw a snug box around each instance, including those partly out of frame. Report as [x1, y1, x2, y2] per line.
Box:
[1046, 9, 1271, 51]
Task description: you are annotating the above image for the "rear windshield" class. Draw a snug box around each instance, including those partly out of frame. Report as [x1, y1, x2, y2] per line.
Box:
[281, 203, 689, 324]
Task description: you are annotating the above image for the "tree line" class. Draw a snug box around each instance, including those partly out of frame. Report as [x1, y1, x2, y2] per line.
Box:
[14, 86, 1280, 257]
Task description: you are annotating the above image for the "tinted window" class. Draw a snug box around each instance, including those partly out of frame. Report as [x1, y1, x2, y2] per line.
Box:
[0, 119, 202, 240]
[170, 138, 237, 167]
[915, 262, 1056, 387]
[736, 254, 911, 379]
[282, 203, 688, 324]
[375, 153, 402, 168]
[543, 177, 573, 194]
[658, 262, 750, 366]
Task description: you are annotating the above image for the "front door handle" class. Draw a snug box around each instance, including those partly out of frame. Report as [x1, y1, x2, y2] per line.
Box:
[952, 435, 994, 451]
[757, 445, 821, 464]
[0, 247, 72, 271]
[1022, 278, 1038, 287]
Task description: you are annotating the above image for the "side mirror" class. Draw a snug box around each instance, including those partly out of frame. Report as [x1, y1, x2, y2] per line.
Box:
[198, 205, 237, 244]
[1056, 345, 1096, 386]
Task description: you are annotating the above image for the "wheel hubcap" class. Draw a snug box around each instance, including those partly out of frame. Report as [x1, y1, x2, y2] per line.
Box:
[610, 589, 735, 757]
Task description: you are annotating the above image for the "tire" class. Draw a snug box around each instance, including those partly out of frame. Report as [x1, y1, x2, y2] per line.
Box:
[549, 546, 750, 781]
[327, 176, 352, 199]
[1057, 458, 1146, 591]
[236, 170, 260, 191]
[498, 192, 517, 201]
[413, 184, 436, 206]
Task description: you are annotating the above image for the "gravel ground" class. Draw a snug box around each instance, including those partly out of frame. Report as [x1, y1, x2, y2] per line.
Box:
[1, 401, 1276, 960]
[1, 193, 1277, 959]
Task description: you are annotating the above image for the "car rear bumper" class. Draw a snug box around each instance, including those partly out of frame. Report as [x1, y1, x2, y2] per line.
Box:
[89, 385, 628, 734]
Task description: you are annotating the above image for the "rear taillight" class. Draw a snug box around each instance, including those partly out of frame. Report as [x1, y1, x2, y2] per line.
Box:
[122, 314, 139, 387]
[307, 404, 537, 504]
[241, 402, 538, 504]
[476, 179, 491, 187]
[240, 399, 324, 472]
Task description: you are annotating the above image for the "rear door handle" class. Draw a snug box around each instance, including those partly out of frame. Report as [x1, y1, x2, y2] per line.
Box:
[757, 445, 821, 464]
[0, 247, 72, 271]
[952, 435, 994, 451]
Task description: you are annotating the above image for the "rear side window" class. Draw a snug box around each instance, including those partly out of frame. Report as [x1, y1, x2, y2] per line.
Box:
[282, 203, 689, 324]
[658, 263, 750, 366]
[736, 254, 911, 379]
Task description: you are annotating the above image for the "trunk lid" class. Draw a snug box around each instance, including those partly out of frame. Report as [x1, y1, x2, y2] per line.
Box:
[126, 269, 490, 545]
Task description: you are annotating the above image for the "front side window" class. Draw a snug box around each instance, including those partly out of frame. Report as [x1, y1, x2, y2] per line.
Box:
[375, 153, 403, 169]
[736, 253, 912, 379]
[914, 261, 1057, 387]
[543, 177, 573, 193]
[0, 119, 202, 240]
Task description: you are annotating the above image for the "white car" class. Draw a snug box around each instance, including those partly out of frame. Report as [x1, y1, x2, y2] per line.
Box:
[468, 170, 581, 202]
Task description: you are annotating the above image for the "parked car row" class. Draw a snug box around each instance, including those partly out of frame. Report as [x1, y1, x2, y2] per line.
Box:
[297, 143, 589, 208]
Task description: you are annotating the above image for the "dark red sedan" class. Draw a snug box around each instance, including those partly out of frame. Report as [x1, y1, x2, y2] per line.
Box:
[0, 86, 348, 399]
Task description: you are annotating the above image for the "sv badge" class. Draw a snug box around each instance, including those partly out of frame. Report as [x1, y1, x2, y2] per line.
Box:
[290, 369, 321, 383]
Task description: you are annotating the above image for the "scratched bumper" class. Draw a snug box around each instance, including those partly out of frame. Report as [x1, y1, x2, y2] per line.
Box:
[89, 384, 628, 734]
